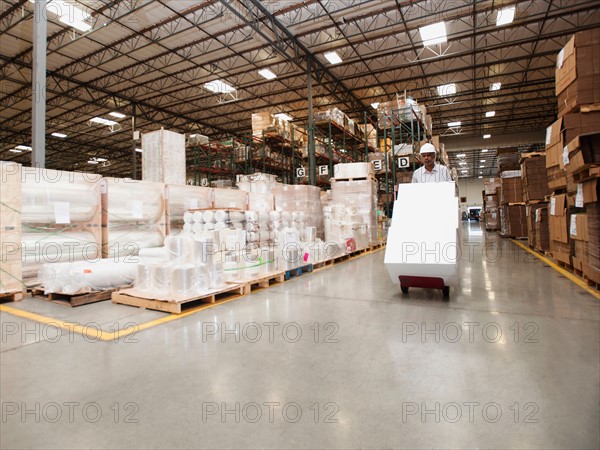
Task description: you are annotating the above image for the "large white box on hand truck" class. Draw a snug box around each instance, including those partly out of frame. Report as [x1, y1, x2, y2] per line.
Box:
[384, 182, 461, 290]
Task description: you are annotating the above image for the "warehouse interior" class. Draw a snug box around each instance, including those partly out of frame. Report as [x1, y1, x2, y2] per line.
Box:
[1, 0, 600, 449]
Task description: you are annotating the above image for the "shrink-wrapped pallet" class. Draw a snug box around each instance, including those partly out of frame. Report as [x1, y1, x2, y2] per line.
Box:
[142, 128, 186, 185]
[0, 162, 23, 293]
[166, 184, 212, 235]
[272, 184, 323, 240]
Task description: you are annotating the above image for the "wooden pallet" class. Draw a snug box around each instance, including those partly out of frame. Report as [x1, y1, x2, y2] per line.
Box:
[313, 259, 334, 270]
[0, 291, 24, 304]
[520, 152, 545, 161]
[555, 260, 574, 272]
[111, 283, 248, 314]
[580, 104, 600, 113]
[572, 166, 600, 183]
[30, 287, 120, 307]
[284, 264, 313, 280]
[246, 271, 286, 291]
[332, 176, 376, 183]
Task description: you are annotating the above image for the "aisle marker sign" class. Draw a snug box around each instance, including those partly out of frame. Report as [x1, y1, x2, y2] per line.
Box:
[372, 160, 383, 171]
[398, 157, 410, 169]
[318, 165, 329, 176]
[296, 167, 305, 178]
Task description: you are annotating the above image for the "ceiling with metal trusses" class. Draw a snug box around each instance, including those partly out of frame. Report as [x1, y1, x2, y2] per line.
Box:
[1, 0, 599, 178]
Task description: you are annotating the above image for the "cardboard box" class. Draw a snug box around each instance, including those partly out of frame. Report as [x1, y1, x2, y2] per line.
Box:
[521, 156, 550, 202]
[556, 28, 600, 94]
[582, 178, 599, 204]
[549, 194, 569, 243]
[569, 214, 589, 241]
[534, 206, 551, 252]
[500, 177, 524, 204]
[562, 133, 600, 174]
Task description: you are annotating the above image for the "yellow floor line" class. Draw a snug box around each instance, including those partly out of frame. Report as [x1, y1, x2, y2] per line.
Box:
[511, 239, 600, 300]
[0, 245, 387, 341]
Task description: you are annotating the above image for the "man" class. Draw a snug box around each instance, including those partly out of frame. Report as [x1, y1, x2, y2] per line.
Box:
[411, 143, 453, 183]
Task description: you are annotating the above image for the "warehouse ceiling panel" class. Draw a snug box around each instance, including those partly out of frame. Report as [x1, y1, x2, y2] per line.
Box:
[0, 0, 599, 177]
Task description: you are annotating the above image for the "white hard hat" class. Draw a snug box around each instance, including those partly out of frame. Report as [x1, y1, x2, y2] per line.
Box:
[420, 143, 436, 154]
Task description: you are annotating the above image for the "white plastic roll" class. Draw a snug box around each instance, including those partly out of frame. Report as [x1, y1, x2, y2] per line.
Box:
[298, 212, 306, 221]
[39, 259, 136, 294]
[246, 222, 259, 232]
[305, 226, 316, 243]
[22, 181, 100, 224]
[214, 210, 229, 222]
[138, 247, 169, 262]
[135, 263, 152, 292]
[269, 211, 281, 221]
[247, 232, 259, 242]
[229, 211, 246, 222]
[259, 230, 271, 242]
[245, 211, 258, 222]
[202, 210, 215, 223]
[210, 262, 225, 289]
[183, 223, 193, 233]
[195, 264, 211, 294]
[192, 211, 204, 223]
[204, 222, 215, 231]
[291, 211, 300, 221]
[192, 222, 204, 234]
[165, 235, 194, 264]
[171, 264, 197, 298]
[22, 231, 99, 264]
[150, 264, 170, 296]
[215, 222, 228, 230]
[281, 211, 292, 221]
[107, 228, 164, 257]
[183, 211, 193, 224]
[282, 220, 291, 228]
[194, 236, 217, 266]
[272, 220, 283, 231]
[106, 181, 164, 223]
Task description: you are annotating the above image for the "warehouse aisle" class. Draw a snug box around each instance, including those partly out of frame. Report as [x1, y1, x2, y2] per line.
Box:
[1, 222, 599, 449]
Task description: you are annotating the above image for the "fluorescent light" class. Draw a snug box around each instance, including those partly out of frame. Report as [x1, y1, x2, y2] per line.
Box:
[15, 145, 32, 151]
[485, 111, 496, 118]
[109, 112, 126, 119]
[258, 69, 277, 80]
[437, 83, 456, 96]
[456, 153, 466, 157]
[9, 149, 22, 153]
[496, 6, 515, 26]
[204, 80, 236, 94]
[51, 132, 67, 138]
[95, 157, 108, 162]
[90, 117, 118, 126]
[447, 121, 461, 127]
[461, 170, 468, 173]
[419, 21, 447, 46]
[274, 113, 293, 121]
[371, 102, 380, 110]
[87, 160, 99, 164]
[480, 160, 486, 162]
[135, 148, 143, 153]
[481, 149, 489, 153]
[478, 176, 483, 179]
[30, 0, 92, 32]
[483, 134, 491, 139]
[324, 51, 342, 65]
[490, 82, 501, 91]
[459, 162, 467, 166]
[480, 165, 485, 168]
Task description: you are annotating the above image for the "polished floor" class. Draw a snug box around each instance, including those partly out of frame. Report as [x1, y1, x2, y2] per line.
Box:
[1, 222, 599, 449]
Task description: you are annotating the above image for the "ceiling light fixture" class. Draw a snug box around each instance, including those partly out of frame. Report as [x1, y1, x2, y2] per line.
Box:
[419, 21, 447, 46]
[480, 160, 486, 162]
[9, 149, 22, 153]
[496, 6, 516, 26]
[109, 112, 126, 119]
[371, 102, 380, 110]
[204, 80, 236, 94]
[51, 132, 67, 138]
[258, 69, 277, 80]
[456, 153, 466, 157]
[87, 159, 99, 164]
[485, 111, 496, 118]
[90, 117, 118, 126]
[437, 83, 457, 96]
[483, 134, 491, 139]
[447, 121, 461, 127]
[135, 148, 143, 153]
[481, 149, 489, 153]
[459, 162, 467, 166]
[490, 82, 501, 91]
[30, 0, 92, 32]
[324, 51, 342, 65]
[15, 145, 32, 151]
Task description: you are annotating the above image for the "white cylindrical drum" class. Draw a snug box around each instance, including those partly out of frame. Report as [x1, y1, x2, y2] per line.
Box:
[183, 223, 193, 233]
[192, 222, 204, 234]
[229, 211, 246, 222]
[107, 228, 164, 257]
[245, 211, 258, 223]
[183, 211, 193, 224]
[135, 263, 152, 292]
[204, 222, 215, 231]
[192, 211, 204, 223]
[269, 211, 281, 221]
[214, 210, 229, 222]
[202, 210, 215, 223]
[22, 231, 99, 265]
[150, 264, 170, 297]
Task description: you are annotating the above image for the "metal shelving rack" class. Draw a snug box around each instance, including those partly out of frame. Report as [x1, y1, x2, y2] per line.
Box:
[189, 137, 247, 186]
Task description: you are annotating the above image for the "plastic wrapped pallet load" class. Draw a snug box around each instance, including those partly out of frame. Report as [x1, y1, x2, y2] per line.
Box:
[142, 128, 186, 185]
[0, 162, 23, 294]
[385, 183, 460, 288]
[166, 184, 212, 235]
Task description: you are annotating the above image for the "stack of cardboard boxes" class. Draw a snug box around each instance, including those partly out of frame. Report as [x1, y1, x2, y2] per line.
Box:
[483, 177, 501, 231]
[546, 28, 600, 284]
[496, 150, 527, 238]
[521, 154, 551, 252]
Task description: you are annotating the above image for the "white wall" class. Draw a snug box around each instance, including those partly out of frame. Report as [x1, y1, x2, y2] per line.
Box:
[457, 177, 485, 215]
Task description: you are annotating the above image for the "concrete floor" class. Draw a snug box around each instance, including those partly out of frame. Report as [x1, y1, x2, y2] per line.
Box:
[1, 222, 599, 449]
